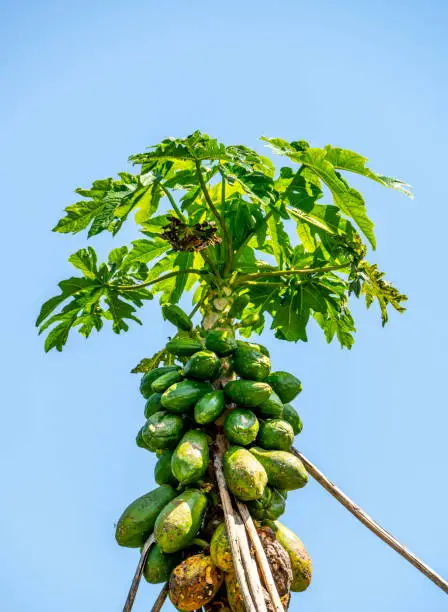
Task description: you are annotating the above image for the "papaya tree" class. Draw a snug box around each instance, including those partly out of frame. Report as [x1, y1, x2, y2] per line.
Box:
[37, 131, 414, 611]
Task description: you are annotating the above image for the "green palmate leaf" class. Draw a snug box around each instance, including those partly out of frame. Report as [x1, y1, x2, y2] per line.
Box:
[169, 252, 194, 304]
[131, 349, 167, 374]
[141, 214, 170, 235]
[122, 237, 170, 271]
[105, 290, 142, 333]
[356, 261, 407, 325]
[314, 298, 356, 349]
[323, 146, 413, 198]
[297, 149, 376, 249]
[68, 247, 98, 279]
[262, 138, 377, 248]
[266, 212, 291, 267]
[108, 246, 128, 267]
[134, 181, 162, 224]
[271, 289, 309, 342]
[36, 276, 98, 327]
[130, 132, 231, 166]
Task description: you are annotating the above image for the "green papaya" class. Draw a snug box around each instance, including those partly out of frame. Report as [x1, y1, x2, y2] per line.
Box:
[154, 489, 208, 553]
[223, 447, 267, 501]
[136, 426, 150, 450]
[267, 521, 312, 592]
[144, 393, 164, 418]
[232, 347, 271, 382]
[140, 366, 181, 398]
[210, 522, 233, 572]
[236, 340, 270, 357]
[115, 485, 177, 548]
[162, 303, 193, 331]
[224, 409, 259, 446]
[224, 380, 272, 407]
[166, 338, 204, 356]
[143, 543, 182, 583]
[258, 419, 294, 451]
[171, 430, 210, 485]
[246, 486, 286, 521]
[205, 330, 237, 356]
[282, 403, 303, 435]
[249, 447, 308, 491]
[184, 350, 221, 381]
[154, 450, 178, 486]
[267, 371, 302, 403]
[194, 390, 225, 425]
[151, 369, 184, 393]
[141, 411, 185, 451]
[228, 294, 250, 318]
[162, 380, 214, 413]
[258, 391, 284, 418]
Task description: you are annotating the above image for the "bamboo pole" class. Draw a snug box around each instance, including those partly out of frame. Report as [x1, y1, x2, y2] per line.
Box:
[150, 582, 169, 612]
[236, 501, 285, 612]
[234, 511, 268, 612]
[293, 447, 448, 595]
[213, 443, 258, 612]
[123, 533, 155, 612]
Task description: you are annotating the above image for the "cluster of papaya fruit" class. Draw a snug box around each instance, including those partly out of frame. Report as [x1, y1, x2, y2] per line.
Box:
[115, 304, 311, 610]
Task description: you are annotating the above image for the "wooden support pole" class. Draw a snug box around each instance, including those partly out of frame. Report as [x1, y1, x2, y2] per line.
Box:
[236, 501, 285, 612]
[213, 442, 258, 612]
[234, 511, 268, 612]
[293, 447, 448, 595]
[150, 582, 169, 612]
[123, 533, 155, 612]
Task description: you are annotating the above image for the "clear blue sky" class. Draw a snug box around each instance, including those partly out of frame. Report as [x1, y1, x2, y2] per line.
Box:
[1, 1, 447, 610]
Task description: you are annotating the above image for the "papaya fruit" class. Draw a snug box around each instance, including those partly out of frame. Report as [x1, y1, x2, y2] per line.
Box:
[246, 486, 286, 521]
[210, 522, 233, 572]
[223, 380, 272, 408]
[143, 544, 182, 583]
[256, 525, 293, 598]
[171, 430, 210, 485]
[162, 303, 193, 331]
[115, 484, 177, 548]
[162, 380, 214, 413]
[267, 371, 302, 403]
[169, 553, 223, 611]
[223, 446, 267, 501]
[236, 340, 270, 357]
[225, 572, 245, 612]
[249, 448, 308, 491]
[228, 294, 250, 318]
[154, 450, 178, 486]
[267, 521, 312, 592]
[194, 390, 225, 425]
[141, 411, 185, 451]
[166, 337, 203, 356]
[151, 369, 184, 393]
[282, 403, 303, 435]
[154, 489, 208, 553]
[232, 347, 271, 382]
[224, 409, 259, 446]
[184, 350, 221, 381]
[140, 366, 181, 399]
[258, 419, 294, 451]
[144, 393, 164, 419]
[258, 390, 284, 418]
[205, 330, 237, 356]
[136, 426, 150, 450]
